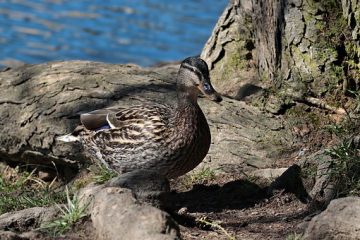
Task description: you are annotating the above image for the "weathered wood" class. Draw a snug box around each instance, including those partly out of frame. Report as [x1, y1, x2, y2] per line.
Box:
[201, 0, 258, 98]
[202, 0, 360, 104]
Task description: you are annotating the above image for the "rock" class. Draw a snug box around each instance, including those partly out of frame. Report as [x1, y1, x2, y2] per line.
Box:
[90, 187, 180, 240]
[106, 170, 170, 209]
[303, 197, 360, 240]
[0, 206, 59, 232]
[77, 183, 106, 210]
[249, 167, 288, 180]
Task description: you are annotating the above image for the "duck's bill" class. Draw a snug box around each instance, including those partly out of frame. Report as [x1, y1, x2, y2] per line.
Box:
[198, 82, 223, 103]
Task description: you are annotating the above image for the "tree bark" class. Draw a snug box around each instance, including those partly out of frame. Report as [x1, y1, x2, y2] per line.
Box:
[202, 0, 360, 106]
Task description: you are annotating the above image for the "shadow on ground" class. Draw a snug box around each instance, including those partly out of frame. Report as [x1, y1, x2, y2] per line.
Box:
[169, 176, 312, 238]
[170, 165, 311, 213]
[170, 179, 267, 213]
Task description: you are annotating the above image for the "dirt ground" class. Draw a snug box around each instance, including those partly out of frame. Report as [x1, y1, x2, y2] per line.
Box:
[169, 173, 309, 240]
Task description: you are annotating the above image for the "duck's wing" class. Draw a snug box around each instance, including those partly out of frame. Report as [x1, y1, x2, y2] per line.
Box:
[57, 108, 121, 142]
[106, 105, 170, 129]
[80, 108, 125, 130]
[89, 104, 172, 146]
[80, 104, 171, 131]
[58, 105, 170, 143]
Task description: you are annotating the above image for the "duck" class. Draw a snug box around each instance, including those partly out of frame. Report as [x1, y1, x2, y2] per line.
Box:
[58, 57, 222, 179]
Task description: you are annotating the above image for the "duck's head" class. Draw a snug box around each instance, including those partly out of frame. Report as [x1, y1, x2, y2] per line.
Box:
[177, 57, 222, 103]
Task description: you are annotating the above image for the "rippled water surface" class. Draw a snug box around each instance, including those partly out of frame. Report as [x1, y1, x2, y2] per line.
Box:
[0, 0, 228, 66]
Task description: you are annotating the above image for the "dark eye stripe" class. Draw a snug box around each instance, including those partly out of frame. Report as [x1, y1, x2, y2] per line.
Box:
[182, 65, 203, 80]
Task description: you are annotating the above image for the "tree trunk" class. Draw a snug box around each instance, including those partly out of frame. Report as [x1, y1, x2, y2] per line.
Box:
[202, 0, 360, 109]
[200, 0, 360, 205]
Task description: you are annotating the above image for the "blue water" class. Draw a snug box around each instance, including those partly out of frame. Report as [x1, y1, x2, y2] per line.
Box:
[0, 0, 228, 66]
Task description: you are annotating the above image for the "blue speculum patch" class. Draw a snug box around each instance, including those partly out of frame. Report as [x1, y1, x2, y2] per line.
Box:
[95, 125, 111, 131]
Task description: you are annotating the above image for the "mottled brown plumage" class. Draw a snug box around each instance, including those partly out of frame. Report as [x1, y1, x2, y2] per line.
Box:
[58, 57, 222, 178]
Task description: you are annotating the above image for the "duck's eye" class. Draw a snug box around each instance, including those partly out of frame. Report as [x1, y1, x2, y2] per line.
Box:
[203, 83, 211, 92]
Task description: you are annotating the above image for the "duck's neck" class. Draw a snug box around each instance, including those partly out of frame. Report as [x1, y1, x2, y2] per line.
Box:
[171, 87, 200, 131]
[176, 87, 198, 107]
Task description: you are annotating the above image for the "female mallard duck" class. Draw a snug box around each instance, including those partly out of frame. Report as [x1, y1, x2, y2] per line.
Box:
[58, 57, 222, 179]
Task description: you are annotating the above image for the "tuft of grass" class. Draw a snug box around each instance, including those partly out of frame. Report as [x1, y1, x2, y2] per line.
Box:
[0, 168, 65, 214]
[180, 167, 217, 188]
[41, 187, 88, 236]
[286, 233, 304, 240]
[196, 216, 235, 240]
[91, 164, 118, 184]
[324, 124, 347, 137]
[325, 140, 360, 196]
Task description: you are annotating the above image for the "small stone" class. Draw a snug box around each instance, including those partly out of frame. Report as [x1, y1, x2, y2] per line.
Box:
[249, 168, 288, 180]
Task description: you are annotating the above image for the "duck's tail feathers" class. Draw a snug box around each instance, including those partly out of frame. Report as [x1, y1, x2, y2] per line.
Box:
[56, 134, 80, 142]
